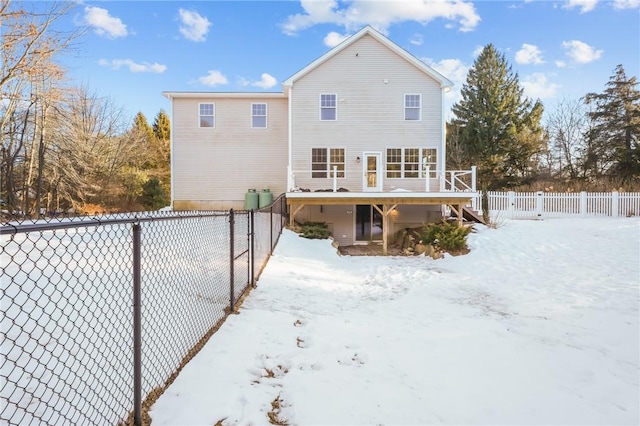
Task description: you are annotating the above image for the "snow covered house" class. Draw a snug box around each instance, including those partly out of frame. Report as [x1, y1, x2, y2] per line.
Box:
[163, 26, 478, 253]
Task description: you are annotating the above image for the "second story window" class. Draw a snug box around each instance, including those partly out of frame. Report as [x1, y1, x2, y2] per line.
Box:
[320, 94, 337, 121]
[252, 103, 267, 128]
[404, 94, 421, 121]
[199, 103, 215, 128]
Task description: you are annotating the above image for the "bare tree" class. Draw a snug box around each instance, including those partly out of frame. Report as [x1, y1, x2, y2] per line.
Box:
[53, 85, 145, 211]
[545, 97, 589, 181]
[1, 0, 82, 214]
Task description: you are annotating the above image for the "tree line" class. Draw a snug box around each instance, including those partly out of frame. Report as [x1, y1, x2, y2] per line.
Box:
[448, 45, 640, 192]
[1, 1, 170, 216]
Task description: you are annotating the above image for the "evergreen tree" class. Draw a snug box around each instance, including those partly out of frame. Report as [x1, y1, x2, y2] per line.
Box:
[584, 65, 640, 184]
[450, 44, 545, 189]
[153, 109, 171, 142]
[140, 177, 169, 210]
[133, 112, 154, 141]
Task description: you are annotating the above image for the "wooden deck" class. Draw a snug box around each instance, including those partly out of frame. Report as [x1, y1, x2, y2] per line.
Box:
[286, 190, 478, 255]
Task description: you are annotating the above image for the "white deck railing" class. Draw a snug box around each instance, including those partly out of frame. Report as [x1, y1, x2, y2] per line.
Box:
[287, 165, 478, 193]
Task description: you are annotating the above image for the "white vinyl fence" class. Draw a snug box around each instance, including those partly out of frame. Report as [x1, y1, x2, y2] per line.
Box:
[485, 191, 640, 219]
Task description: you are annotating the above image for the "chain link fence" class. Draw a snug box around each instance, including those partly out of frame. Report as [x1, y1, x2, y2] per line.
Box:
[1, 195, 287, 425]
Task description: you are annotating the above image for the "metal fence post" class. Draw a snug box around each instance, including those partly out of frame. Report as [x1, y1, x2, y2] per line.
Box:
[250, 210, 255, 287]
[270, 205, 274, 254]
[229, 209, 235, 312]
[132, 223, 142, 426]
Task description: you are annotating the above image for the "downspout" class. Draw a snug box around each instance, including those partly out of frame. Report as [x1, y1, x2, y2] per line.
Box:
[287, 86, 293, 191]
[440, 85, 447, 192]
[168, 94, 175, 208]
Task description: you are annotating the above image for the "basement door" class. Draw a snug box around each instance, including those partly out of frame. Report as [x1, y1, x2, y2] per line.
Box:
[355, 205, 383, 242]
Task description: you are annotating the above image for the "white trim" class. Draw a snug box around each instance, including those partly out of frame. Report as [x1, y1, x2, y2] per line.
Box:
[164, 91, 285, 99]
[251, 102, 268, 129]
[288, 87, 293, 187]
[441, 87, 447, 185]
[198, 102, 215, 128]
[319, 93, 337, 121]
[404, 93, 421, 121]
[169, 105, 174, 207]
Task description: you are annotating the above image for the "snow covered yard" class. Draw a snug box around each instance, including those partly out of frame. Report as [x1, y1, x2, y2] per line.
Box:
[149, 218, 639, 426]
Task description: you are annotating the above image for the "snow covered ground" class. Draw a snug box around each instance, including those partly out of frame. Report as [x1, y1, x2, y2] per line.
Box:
[149, 218, 640, 425]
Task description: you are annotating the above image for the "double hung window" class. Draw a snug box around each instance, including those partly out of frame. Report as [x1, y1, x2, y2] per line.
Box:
[312, 148, 345, 178]
[199, 103, 215, 127]
[386, 148, 437, 178]
[320, 94, 337, 120]
[404, 94, 421, 121]
[252, 103, 267, 128]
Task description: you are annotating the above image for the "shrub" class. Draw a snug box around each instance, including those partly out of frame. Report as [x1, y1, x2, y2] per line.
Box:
[299, 221, 330, 239]
[140, 178, 169, 210]
[420, 220, 472, 254]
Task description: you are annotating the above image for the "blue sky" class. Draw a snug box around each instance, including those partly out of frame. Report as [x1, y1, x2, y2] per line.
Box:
[56, 0, 639, 123]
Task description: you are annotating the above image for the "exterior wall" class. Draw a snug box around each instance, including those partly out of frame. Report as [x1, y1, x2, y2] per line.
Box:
[289, 34, 444, 193]
[171, 96, 288, 210]
[297, 204, 443, 247]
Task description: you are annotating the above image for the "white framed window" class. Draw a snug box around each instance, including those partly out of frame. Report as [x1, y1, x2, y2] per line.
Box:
[386, 148, 402, 178]
[320, 94, 337, 121]
[386, 148, 437, 178]
[404, 94, 421, 121]
[312, 148, 345, 178]
[421, 148, 437, 178]
[199, 103, 215, 128]
[404, 148, 420, 178]
[252, 103, 267, 128]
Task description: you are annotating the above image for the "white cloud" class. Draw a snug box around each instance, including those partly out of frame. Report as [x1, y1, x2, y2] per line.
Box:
[562, 40, 603, 64]
[324, 31, 349, 48]
[563, 0, 599, 13]
[198, 70, 228, 87]
[280, 0, 480, 36]
[521, 73, 560, 99]
[409, 33, 423, 46]
[251, 73, 278, 89]
[515, 44, 545, 65]
[84, 6, 128, 38]
[472, 45, 484, 58]
[423, 57, 469, 109]
[555, 60, 567, 68]
[613, 0, 640, 8]
[98, 59, 166, 73]
[178, 9, 211, 42]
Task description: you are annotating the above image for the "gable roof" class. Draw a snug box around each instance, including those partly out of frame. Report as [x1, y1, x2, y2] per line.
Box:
[282, 25, 454, 89]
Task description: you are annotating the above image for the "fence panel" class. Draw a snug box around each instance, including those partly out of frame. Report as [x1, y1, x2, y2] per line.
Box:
[2, 222, 135, 425]
[620, 193, 640, 217]
[138, 213, 234, 405]
[1, 203, 287, 425]
[486, 191, 640, 219]
[252, 194, 287, 284]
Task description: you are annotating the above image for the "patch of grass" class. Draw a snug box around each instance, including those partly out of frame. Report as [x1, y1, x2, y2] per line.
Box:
[267, 395, 288, 426]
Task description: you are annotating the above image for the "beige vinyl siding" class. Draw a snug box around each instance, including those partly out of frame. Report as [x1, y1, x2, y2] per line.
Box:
[172, 96, 288, 210]
[290, 34, 443, 192]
